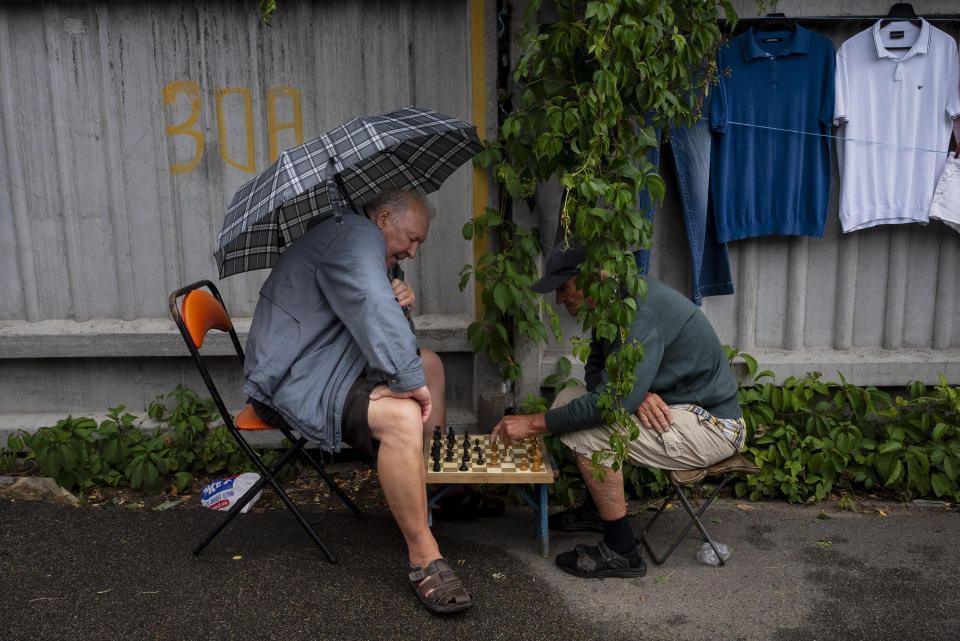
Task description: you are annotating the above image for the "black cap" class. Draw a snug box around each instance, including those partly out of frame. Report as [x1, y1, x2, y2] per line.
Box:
[530, 244, 586, 294]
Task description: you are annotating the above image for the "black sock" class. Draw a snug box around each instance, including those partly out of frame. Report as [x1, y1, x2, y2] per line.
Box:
[583, 492, 598, 511]
[602, 515, 635, 555]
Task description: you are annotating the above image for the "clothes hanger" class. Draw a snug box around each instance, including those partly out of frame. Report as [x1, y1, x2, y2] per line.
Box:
[880, 3, 921, 28]
[879, 3, 921, 50]
[756, 12, 796, 33]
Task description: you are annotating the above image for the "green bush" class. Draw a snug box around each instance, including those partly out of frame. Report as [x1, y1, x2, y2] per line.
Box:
[535, 353, 960, 505]
[738, 371, 960, 503]
[0, 385, 294, 495]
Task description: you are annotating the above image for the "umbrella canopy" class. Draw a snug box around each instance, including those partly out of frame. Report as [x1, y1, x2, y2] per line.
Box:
[215, 107, 483, 278]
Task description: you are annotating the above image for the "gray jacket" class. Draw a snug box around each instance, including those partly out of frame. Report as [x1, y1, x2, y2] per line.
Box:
[242, 210, 425, 450]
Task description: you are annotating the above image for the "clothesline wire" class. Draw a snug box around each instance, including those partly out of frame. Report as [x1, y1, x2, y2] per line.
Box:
[734, 16, 960, 23]
[728, 121, 954, 154]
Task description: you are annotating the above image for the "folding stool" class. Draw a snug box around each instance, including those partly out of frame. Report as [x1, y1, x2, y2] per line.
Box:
[640, 453, 759, 566]
[169, 280, 363, 562]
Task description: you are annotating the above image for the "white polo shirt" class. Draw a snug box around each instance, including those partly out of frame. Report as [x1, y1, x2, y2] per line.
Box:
[834, 19, 960, 233]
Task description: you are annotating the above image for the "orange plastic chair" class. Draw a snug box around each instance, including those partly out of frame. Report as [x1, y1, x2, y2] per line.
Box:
[169, 280, 363, 562]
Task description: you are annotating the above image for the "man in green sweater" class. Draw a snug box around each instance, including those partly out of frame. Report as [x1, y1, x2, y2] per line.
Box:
[490, 244, 745, 579]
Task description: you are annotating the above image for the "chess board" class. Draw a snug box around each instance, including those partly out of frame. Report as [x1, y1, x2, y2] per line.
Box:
[423, 433, 555, 484]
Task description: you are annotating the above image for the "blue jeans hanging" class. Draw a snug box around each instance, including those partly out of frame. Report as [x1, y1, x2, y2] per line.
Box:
[634, 105, 734, 305]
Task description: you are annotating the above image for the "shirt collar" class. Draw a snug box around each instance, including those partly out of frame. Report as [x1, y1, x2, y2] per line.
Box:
[741, 26, 811, 61]
[872, 18, 930, 59]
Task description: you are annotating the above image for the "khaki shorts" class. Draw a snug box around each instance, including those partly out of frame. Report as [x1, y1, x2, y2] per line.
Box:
[554, 386, 737, 470]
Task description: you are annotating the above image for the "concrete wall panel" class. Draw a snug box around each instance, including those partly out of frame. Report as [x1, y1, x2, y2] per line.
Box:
[0, 0, 476, 326]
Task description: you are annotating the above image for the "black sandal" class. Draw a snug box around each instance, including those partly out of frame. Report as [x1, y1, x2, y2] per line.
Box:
[435, 487, 504, 520]
[409, 558, 474, 614]
[555, 541, 647, 579]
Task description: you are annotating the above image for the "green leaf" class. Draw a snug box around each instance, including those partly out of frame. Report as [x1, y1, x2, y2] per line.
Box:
[930, 472, 951, 497]
[944, 456, 957, 481]
[885, 459, 904, 486]
[933, 423, 948, 441]
[877, 441, 903, 455]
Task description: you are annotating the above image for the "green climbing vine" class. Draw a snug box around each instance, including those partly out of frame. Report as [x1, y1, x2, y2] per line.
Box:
[464, 0, 736, 468]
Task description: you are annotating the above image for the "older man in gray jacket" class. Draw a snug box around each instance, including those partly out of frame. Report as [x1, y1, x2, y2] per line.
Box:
[243, 189, 472, 614]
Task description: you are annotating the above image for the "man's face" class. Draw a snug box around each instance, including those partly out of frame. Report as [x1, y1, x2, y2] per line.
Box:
[375, 201, 430, 268]
[555, 275, 590, 316]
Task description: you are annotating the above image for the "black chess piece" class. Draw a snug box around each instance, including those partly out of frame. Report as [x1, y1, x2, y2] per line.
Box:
[434, 425, 442, 438]
[433, 459, 442, 472]
[473, 439, 481, 453]
[444, 448, 454, 462]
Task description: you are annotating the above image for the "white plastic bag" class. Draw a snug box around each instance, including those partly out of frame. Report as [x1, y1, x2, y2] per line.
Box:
[201, 472, 262, 513]
[696, 541, 731, 566]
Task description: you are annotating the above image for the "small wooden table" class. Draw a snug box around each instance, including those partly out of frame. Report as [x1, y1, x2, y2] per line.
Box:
[423, 433, 555, 557]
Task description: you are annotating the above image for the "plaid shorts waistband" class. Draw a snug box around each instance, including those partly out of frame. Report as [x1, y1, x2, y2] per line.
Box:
[669, 403, 745, 451]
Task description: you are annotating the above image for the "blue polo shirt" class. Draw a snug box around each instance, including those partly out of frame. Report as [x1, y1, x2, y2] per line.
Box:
[710, 27, 835, 242]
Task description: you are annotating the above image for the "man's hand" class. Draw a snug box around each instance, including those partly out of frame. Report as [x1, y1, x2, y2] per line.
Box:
[369, 384, 432, 424]
[391, 278, 415, 315]
[635, 392, 672, 434]
[490, 412, 547, 446]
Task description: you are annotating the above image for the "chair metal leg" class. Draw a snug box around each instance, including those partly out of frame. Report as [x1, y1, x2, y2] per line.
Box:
[640, 472, 735, 566]
[297, 443, 365, 519]
[194, 438, 339, 563]
[193, 469, 274, 556]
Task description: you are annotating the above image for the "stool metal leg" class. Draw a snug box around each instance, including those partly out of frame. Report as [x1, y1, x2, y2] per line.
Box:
[640, 472, 735, 566]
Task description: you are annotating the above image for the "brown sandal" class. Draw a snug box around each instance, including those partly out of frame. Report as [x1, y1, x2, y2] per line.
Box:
[408, 558, 474, 614]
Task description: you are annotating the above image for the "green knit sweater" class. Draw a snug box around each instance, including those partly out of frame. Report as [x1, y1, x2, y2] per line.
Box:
[545, 277, 741, 434]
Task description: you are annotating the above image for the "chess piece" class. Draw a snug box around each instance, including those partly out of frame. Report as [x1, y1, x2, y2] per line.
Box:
[489, 453, 499, 466]
[520, 457, 529, 471]
[444, 447, 454, 462]
[433, 459, 442, 472]
[473, 439, 481, 454]
[531, 453, 542, 472]
[458, 460, 468, 471]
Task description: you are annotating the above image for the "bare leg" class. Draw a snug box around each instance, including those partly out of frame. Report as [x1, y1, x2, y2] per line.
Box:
[420, 348, 446, 437]
[576, 455, 627, 520]
[367, 394, 440, 567]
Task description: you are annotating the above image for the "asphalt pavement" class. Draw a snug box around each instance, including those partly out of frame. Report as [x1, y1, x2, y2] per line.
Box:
[1, 490, 957, 641]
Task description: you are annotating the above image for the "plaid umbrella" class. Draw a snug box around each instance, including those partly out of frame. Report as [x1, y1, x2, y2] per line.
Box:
[214, 107, 483, 278]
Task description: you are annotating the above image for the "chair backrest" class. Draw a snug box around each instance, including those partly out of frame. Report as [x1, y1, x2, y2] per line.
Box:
[169, 280, 244, 358]
[181, 289, 232, 349]
[168, 280, 245, 426]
